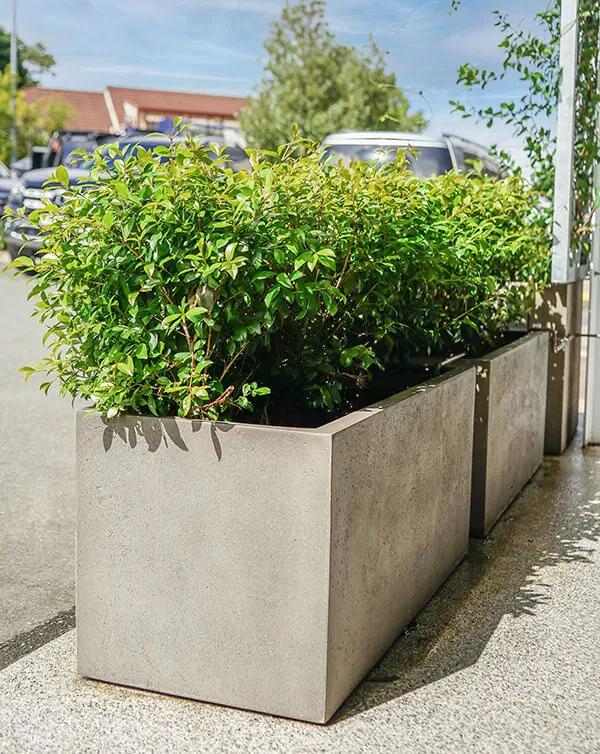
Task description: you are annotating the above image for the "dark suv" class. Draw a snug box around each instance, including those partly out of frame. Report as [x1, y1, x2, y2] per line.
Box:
[4, 131, 249, 261]
[3, 131, 111, 261]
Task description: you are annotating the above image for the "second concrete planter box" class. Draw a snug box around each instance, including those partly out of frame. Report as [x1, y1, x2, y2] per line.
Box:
[77, 366, 475, 724]
[466, 331, 549, 537]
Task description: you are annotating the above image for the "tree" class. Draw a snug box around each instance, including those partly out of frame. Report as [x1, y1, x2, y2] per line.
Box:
[0, 27, 55, 87]
[0, 68, 73, 164]
[239, 0, 424, 149]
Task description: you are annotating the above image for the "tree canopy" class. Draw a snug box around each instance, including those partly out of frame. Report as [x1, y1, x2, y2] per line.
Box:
[0, 27, 55, 87]
[240, 0, 425, 149]
[0, 69, 72, 164]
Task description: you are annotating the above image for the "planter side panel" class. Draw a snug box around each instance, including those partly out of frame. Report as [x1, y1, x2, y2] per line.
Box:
[534, 282, 582, 454]
[325, 367, 475, 720]
[475, 332, 548, 536]
[77, 415, 332, 723]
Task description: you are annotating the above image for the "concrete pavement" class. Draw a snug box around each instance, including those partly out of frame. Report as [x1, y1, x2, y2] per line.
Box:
[0, 253, 76, 660]
[1, 434, 599, 751]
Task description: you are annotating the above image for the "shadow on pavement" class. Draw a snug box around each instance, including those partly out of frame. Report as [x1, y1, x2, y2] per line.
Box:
[333, 441, 600, 723]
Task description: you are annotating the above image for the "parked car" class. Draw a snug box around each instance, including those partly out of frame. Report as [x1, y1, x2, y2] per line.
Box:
[0, 159, 19, 218]
[9, 154, 33, 178]
[321, 131, 503, 178]
[3, 131, 112, 262]
[4, 131, 249, 262]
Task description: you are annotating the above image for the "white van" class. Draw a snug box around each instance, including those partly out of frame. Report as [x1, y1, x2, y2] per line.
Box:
[321, 131, 503, 178]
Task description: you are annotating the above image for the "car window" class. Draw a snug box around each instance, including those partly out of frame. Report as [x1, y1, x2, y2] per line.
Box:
[323, 144, 453, 177]
[482, 156, 500, 178]
[454, 146, 501, 178]
[458, 150, 484, 172]
[207, 145, 250, 172]
[0, 161, 10, 178]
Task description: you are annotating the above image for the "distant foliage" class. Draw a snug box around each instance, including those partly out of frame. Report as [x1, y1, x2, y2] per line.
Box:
[9, 133, 547, 423]
[0, 26, 55, 87]
[240, 0, 425, 149]
[451, 0, 600, 267]
[0, 68, 73, 163]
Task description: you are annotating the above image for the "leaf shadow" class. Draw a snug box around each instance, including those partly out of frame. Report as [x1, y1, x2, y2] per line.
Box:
[101, 416, 189, 453]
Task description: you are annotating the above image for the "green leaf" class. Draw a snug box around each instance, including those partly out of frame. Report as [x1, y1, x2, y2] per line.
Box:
[265, 286, 280, 309]
[186, 306, 208, 322]
[116, 355, 134, 376]
[115, 181, 130, 199]
[55, 165, 69, 187]
[254, 386, 271, 396]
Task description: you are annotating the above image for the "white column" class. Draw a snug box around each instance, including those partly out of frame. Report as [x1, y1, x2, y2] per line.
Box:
[552, 0, 579, 283]
[584, 30, 600, 444]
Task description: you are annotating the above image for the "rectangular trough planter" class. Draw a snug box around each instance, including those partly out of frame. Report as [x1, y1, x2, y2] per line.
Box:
[76, 365, 475, 723]
[465, 331, 549, 537]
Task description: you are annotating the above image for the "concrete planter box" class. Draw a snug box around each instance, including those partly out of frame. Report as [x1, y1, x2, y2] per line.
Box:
[466, 331, 549, 537]
[533, 283, 583, 454]
[76, 366, 475, 724]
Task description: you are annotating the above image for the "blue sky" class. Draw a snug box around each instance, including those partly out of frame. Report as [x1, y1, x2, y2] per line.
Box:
[6, 0, 549, 163]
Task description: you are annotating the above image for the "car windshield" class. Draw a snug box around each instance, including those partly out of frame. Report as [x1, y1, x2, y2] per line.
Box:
[65, 138, 250, 172]
[62, 138, 175, 171]
[323, 144, 453, 177]
[58, 140, 99, 168]
[207, 145, 250, 171]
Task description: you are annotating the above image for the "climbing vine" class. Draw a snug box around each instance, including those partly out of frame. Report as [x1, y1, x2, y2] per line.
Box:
[451, 0, 600, 270]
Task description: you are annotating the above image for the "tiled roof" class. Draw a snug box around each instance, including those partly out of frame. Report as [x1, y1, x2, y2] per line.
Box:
[106, 86, 246, 122]
[22, 86, 247, 134]
[22, 87, 114, 133]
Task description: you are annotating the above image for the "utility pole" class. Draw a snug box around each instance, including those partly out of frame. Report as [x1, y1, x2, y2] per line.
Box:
[10, 0, 17, 170]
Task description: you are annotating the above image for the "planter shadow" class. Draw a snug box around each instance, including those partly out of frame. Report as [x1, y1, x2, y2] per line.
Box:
[332, 445, 600, 723]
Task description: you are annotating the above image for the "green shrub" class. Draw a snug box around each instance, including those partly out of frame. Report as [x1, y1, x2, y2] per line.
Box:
[8, 134, 548, 423]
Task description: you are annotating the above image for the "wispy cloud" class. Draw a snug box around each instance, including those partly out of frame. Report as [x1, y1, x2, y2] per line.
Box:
[441, 23, 505, 62]
[205, 0, 280, 12]
[81, 65, 250, 84]
[201, 42, 257, 62]
[98, 0, 281, 19]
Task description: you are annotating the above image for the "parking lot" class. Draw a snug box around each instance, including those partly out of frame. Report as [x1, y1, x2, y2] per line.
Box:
[0, 252, 76, 664]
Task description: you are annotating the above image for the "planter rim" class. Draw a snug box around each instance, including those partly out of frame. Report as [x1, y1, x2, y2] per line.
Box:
[79, 364, 475, 439]
[456, 329, 548, 367]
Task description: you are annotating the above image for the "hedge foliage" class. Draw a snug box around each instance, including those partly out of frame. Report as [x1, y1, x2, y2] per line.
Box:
[9, 133, 549, 423]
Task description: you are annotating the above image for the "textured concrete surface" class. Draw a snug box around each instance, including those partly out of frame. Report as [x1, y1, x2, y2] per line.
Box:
[1, 437, 600, 752]
[534, 282, 583, 454]
[77, 413, 333, 723]
[470, 332, 548, 536]
[0, 255, 76, 648]
[325, 366, 474, 719]
[76, 367, 474, 723]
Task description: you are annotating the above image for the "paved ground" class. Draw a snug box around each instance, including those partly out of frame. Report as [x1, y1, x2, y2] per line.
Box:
[1, 250, 598, 750]
[0, 434, 599, 752]
[0, 253, 76, 658]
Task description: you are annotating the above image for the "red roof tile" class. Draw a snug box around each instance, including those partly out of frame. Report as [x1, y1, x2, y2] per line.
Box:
[22, 86, 247, 134]
[106, 86, 246, 123]
[23, 87, 114, 133]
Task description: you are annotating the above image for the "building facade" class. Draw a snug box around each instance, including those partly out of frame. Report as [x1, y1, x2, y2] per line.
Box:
[23, 85, 247, 143]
